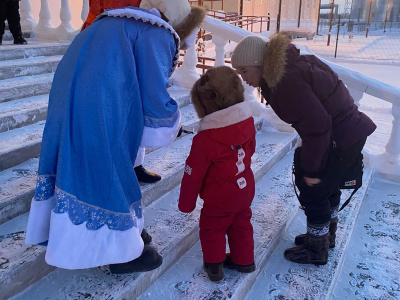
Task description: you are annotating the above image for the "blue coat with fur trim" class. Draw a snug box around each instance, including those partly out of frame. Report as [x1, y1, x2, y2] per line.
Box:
[25, 7, 181, 269]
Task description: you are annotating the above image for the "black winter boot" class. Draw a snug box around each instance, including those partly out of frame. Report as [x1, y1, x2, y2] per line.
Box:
[204, 261, 224, 282]
[141, 229, 152, 245]
[134, 165, 161, 183]
[284, 222, 330, 265]
[109, 245, 162, 274]
[13, 34, 27, 45]
[294, 217, 338, 248]
[223, 254, 255, 273]
[0, 36, 2, 45]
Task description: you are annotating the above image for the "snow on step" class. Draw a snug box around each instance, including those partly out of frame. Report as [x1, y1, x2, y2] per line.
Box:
[9, 129, 297, 300]
[180, 104, 200, 131]
[332, 177, 400, 300]
[0, 231, 55, 300]
[138, 150, 300, 300]
[0, 41, 70, 61]
[168, 85, 191, 108]
[245, 166, 373, 300]
[0, 56, 63, 80]
[0, 121, 45, 171]
[0, 73, 54, 103]
[0, 158, 38, 224]
[0, 95, 48, 133]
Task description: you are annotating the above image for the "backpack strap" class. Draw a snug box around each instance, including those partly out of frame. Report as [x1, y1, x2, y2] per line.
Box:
[339, 188, 360, 211]
[292, 163, 305, 210]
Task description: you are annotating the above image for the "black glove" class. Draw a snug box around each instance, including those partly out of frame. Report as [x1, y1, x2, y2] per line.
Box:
[177, 126, 194, 138]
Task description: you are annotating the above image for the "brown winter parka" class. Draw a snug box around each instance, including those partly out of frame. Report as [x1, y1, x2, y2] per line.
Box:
[260, 33, 376, 178]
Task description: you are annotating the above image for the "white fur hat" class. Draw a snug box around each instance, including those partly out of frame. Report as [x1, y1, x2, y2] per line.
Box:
[140, 0, 191, 28]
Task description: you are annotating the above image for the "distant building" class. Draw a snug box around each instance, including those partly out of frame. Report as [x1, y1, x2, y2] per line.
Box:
[194, 0, 319, 22]
[350, 0, 399, 23]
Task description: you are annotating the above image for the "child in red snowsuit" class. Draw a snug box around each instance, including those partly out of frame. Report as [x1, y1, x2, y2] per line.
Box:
[178, 66, 256, 282]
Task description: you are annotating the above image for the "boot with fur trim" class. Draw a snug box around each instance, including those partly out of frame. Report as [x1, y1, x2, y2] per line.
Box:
[295, 206, 339, 248]
[294, 217, 338, 248]
[284, 222, 330, 265]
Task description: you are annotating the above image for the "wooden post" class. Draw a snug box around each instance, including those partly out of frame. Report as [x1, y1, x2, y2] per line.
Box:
[297, 0, 302, 28]
[277, 0, 282, 32]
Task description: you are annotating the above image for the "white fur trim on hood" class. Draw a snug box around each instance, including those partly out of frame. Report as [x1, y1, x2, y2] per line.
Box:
[140, 0, 191, 28]
[198, 102, 252, 132]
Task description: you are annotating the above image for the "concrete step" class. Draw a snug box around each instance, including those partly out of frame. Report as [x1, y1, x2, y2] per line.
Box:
[0, 41, 70, 61]
[6, 129, 298, 300]
[245, 166, 374, 300]
[0, 73, 54, 103]
[0, 121, 45, 172]
[0, 56, 62, 80]
[0, 158, 38, 225]
[0, 95, 48, 133]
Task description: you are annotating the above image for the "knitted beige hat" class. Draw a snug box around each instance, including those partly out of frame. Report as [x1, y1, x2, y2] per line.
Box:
[231, 35, 267, 68]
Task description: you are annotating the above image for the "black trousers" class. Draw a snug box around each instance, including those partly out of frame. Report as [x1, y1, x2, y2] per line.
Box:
[294, 138, 367, 224]
[0, 0, 22, 37]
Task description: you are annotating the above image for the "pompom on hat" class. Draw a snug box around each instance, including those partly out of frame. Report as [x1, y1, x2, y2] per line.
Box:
[231, 35, 267, 69]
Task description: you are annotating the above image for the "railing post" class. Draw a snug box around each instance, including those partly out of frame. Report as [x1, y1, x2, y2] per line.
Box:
[170, 43, 200, 89]
[56, 0, 76, 40]
[34, 0, 55, 40]
[212, 34, 228, 67]
[20, 0, 37, 32]
[386, 104, 400, 158]
[347, 86, 363, 107]
[81, 0, 90, 23]
[375, 103, 400, 181]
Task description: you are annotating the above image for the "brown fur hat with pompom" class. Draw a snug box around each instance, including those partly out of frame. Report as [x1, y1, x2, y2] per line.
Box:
[140, 0, 206, 49]
[191, 66, 244, 118]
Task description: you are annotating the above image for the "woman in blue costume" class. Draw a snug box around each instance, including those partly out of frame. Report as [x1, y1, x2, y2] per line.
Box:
[25, 0, 206, 273]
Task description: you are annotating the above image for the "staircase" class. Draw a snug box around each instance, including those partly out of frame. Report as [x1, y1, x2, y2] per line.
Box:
[0, 41, 399, 300]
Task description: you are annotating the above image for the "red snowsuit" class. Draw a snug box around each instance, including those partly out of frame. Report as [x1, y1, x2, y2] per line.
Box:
[179, 102, 256, 265]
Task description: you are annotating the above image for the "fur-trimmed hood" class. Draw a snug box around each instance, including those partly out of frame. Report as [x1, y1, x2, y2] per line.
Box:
[140, 0, 206, 49]
[174, 7, 206, 49]
[262, 32, 295, 88]
[198, 102, 252, 132]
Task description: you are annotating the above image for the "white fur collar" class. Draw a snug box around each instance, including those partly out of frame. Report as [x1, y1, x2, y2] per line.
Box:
[198, 102, 252, 132]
